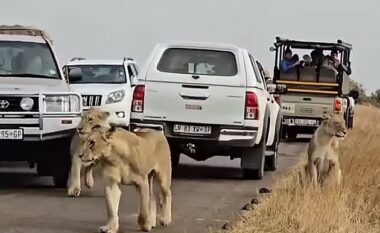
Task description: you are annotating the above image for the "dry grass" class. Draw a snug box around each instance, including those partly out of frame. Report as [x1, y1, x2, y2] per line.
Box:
[223, 105, 380, 233]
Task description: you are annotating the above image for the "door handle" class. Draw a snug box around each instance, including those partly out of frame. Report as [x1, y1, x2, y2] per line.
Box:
[179, 92, 210, 100]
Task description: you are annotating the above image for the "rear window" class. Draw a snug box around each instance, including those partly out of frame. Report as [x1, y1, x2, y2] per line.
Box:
[157, 48, 238, 76]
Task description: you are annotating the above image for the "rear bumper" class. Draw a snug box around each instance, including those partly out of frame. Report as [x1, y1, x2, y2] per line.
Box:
[130, 120, 258, 147]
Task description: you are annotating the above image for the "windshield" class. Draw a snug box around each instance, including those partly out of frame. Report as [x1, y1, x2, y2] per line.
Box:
[157, 48, 238, 76]
[67, 65, 127, 84]
[0, 41, 60, 79]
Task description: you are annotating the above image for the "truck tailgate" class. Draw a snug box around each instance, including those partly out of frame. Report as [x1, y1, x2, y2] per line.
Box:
[143, 80, 246, 126]
[281, 94, 334, 117]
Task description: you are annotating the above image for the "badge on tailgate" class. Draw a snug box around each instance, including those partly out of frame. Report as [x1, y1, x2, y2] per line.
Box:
[281, 103, 295, 114]
[185, 104, 202, 110]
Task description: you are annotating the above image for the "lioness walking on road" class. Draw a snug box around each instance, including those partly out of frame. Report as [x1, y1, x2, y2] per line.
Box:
[303, 112, 347, 187]
[80, 126, 172, 233]
[67, 108, 111, 197]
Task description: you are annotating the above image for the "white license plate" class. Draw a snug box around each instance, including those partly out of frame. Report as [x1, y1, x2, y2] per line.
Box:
[0, 129, 23, 140]
[173, 124, 212, 135]
[295, 119, 318, 126]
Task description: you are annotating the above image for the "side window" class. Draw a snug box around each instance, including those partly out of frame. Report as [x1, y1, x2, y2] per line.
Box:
[255, 61, 267, 89]
[131, 64, 139, 76]
[249, 55, 262, 84]
[127, 65, 134, 81]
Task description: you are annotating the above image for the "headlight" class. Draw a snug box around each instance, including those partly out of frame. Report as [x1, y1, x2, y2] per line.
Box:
[20, 97, 34, 111]
[106, 90, 125, 104]
[44, 95, 81, 113]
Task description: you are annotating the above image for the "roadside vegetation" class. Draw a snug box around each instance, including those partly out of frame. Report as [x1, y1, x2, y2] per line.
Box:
[221, 105, 380, 233]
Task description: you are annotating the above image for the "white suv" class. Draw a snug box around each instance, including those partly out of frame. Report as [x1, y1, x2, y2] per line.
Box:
[0, 25, 82, 187]
[130, 41, 285, 179]
[63, 58, 139, 127]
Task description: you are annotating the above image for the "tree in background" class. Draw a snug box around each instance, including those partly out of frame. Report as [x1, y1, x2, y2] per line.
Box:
[348, 78, 367, 103]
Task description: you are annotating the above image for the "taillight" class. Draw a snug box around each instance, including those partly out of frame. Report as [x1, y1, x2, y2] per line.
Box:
[245, 91, 259, 120]
[274, 95, 281, 105]
[132, 85, 145, 112]
[334, 97, 342, 113]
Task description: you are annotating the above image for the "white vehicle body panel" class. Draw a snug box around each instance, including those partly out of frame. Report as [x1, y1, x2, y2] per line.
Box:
[66, 59, 139, 127]
[131, 41, 280, 148]
[0, 34, 82, 141]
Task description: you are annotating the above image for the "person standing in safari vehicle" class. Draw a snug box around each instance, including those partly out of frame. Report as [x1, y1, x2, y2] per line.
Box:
[280, 48, 300, 73]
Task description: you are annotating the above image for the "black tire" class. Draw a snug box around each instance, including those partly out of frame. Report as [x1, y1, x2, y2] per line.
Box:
[171, 152, 180, 168]
[52, 139, 72, 188]
[241, 114, 268, 180]
[265, 114, 281, 172]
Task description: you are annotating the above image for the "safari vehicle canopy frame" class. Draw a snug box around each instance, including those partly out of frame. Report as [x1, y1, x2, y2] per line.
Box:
[0, 25, 53, 44]
[270, 36, 352, 96]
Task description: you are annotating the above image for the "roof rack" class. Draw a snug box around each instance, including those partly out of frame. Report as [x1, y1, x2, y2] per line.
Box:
[70, 57, 86, 61]
[0, 25, 53, 43]
[274, 36, 352, 51]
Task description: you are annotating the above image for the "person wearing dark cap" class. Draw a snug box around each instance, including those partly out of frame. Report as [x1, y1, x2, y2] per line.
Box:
[280, 48, 300, 73]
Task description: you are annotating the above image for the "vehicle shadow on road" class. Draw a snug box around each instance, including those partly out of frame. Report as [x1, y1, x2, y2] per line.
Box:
[173, 164, 245, 180]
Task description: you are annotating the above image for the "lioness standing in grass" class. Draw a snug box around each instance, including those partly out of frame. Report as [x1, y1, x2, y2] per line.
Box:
[67, 108, 111, 197]
[80, 126, 172, 233]
[304, 112, 347, 187]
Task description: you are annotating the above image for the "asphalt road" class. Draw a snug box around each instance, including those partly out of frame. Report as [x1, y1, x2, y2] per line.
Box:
[0, 140, 308, 233]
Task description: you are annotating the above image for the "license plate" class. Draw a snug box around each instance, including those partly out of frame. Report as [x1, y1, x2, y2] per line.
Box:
[0, 129, 23, 140]
[173, 124, 212, 135]
[295, 119, 318, 126]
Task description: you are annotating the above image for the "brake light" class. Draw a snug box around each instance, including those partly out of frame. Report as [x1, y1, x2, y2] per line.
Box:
[245, 91, 259, 120]
[334, 97, 342, 113]
[274, 95, 281, 105]
[132, 85, 145, 112]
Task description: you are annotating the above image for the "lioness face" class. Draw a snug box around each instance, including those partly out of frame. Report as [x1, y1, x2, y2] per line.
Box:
[77, 108, 110, 136]
[322, 113, 347, 139]
[80, 129, 111, 164]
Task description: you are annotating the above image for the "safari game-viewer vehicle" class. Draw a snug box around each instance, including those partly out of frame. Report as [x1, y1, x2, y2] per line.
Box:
[270, 37, 359, 140]
[0, 25, 82, 187]
[63, 57, 140, 128]
[130, 41, 287, 179]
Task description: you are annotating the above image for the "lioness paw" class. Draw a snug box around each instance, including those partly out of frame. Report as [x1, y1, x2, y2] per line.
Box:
[158, 217, 171, 227]
[67, 187, 81, 197]
[99, 226, 117, 233]
[138, 215, 152, 232]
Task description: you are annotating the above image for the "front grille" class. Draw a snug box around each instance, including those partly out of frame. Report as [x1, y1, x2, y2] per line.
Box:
[82, 95, 102, 107]
[0, 96, 39, 112]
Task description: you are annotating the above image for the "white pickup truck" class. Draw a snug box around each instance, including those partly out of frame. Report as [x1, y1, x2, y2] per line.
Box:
[130, 41, 286, 179]
[63, 57, 139, 128]
[0, 25, 82, 187]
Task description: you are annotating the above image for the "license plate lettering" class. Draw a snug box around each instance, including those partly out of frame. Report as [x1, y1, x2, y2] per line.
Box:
[0, 129, 23, 140]
[295, 119, 318, 126]
[173, 124, 211, 135]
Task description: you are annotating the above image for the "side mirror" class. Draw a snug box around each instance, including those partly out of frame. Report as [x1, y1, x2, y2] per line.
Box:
[269, 46, 276, 52]
[68, 67, 82, 82]
[348, 90, 359, 100]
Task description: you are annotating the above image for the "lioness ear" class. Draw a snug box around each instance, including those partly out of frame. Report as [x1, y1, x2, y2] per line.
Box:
[104, 125, 117, 140]
[99, 111, 110, 120]
[322, 112, 331, 121]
